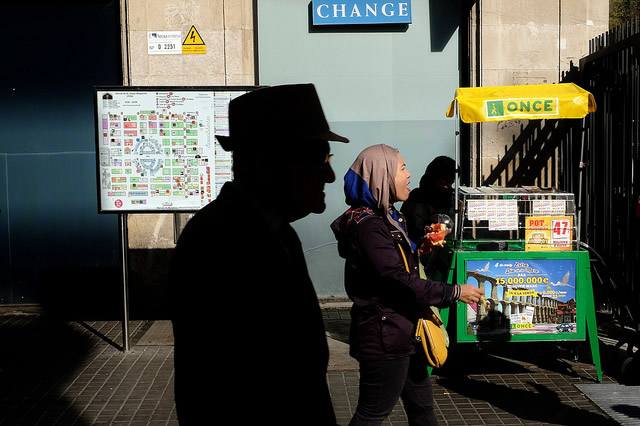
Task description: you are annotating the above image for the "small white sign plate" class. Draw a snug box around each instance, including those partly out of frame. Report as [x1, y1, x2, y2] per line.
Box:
[147, 31, 182, 55]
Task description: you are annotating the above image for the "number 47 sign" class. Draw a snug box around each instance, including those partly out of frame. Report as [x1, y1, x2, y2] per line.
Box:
[551, 218, 572, 247]
[525, 216, 574, 251]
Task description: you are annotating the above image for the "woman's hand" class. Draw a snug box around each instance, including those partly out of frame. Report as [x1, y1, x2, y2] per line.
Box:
[418, 238, 442, 255]
[458, 284, 483, 304]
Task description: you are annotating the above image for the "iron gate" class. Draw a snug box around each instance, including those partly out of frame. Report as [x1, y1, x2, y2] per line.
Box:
[572, 19, 640, 329]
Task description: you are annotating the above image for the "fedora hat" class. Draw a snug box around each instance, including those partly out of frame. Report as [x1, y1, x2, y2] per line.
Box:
[215, 83, 349, 151]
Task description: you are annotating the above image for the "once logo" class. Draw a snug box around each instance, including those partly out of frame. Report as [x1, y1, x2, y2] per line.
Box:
[486, 98, 558, 118]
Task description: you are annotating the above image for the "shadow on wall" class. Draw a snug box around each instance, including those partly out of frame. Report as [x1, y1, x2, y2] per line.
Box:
[127, 248, 174, 319]
[306, 0, 462, 47]
[37, 266, 123, 320]
[481, 65, 584, 188]
[36, 249, 174, 320]
[429, 0, 462, 52]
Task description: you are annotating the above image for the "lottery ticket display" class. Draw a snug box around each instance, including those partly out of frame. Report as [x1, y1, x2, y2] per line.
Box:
[457, 186, 577, 251]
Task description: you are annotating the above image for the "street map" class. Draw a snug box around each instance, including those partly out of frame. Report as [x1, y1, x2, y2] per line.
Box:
[96, 89, 246, 212]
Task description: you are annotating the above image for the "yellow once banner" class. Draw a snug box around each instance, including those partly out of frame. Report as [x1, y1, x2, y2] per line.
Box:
[446, 83, 596, 123]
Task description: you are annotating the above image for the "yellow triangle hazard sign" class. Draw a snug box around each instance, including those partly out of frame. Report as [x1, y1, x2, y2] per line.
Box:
[183, 26, 206, 54]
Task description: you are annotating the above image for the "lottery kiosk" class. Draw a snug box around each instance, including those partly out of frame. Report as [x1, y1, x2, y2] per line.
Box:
[441, 84, 602, 381]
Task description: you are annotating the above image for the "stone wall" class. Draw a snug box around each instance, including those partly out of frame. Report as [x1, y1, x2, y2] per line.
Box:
[119, 0, 254, 316]
[469, 0, 608, 187]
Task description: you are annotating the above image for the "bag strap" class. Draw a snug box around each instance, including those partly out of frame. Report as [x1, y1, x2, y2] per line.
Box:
[399, 243, 427, 341]
[426, 307, 443, 326]
[397, 243, 410, 273]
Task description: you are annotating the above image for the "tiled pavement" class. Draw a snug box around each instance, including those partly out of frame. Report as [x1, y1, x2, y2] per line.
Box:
[324, 308, 619, 426]
[0, 315, 175, 425]
[0, 308, 626, 425]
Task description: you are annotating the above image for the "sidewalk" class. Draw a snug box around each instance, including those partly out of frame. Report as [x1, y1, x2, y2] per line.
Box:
[0, 308, 630, 425]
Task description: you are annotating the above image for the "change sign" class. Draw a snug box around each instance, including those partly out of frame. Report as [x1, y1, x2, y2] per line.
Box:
[312, 0, 411, 25]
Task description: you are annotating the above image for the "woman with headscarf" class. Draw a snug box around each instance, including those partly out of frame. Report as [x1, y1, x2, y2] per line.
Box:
[331, 144, 482, 425]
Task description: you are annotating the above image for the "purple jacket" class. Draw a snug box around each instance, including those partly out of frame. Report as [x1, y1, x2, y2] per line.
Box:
[331, 207, 456, 360]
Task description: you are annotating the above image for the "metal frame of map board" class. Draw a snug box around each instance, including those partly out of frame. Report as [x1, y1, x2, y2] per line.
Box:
[93, 86, 260, 214]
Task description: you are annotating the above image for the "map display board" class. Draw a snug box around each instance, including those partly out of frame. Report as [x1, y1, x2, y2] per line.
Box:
[94, 86, 256, 213]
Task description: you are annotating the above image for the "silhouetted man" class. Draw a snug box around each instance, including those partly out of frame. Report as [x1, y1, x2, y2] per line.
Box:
[169, 84, 348, 425]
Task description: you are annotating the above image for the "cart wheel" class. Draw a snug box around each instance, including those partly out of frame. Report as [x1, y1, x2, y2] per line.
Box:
[620, 356, 640, 385]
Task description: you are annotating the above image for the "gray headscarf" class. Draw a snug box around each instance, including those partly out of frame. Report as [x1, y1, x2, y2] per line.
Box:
[343, 144, 413, 246]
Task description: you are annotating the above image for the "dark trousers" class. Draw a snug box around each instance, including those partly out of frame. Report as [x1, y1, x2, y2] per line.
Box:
[349, 353, 438, 426]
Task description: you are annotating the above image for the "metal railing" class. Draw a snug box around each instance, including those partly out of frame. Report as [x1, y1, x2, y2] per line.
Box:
[477, 19, 640, 327]
[571, 18, 640, 327]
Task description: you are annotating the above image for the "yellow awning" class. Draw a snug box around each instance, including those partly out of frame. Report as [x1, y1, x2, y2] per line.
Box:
[446, 83, 596, 123]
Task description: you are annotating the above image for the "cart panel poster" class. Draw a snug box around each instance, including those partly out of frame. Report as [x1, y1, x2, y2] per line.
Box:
[465, 258, 577, 337]
[95, 87, 252, 213]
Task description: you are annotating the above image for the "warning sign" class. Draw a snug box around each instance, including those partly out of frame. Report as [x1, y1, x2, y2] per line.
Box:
[182, 26, 206, 54]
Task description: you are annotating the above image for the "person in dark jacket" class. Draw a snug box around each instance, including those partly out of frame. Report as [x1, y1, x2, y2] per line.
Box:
[170, 84, 348, 425]
[400, 156, 456, 276]
[331, 144, 481, 425]
[400, 155, 456, 245]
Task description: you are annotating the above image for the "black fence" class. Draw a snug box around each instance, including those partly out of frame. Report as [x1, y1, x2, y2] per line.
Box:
[571, 19, 640, 330]
[478, 20, 640, 331]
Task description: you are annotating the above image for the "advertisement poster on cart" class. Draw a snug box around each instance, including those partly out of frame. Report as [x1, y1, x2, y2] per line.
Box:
[465, 259, 577, 336]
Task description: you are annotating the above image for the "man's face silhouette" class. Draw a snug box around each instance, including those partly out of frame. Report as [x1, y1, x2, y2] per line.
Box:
[287, 139, 335, 222]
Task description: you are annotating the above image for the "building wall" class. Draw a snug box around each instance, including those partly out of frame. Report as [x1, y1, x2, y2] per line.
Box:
[0, 1, 612, 312]
[0, 2, 122, 310]
[122, 0, 254, 251]
[122, 0, 254, 87]
[119, 0, 255, 315]
[121, 0, 462, 300]
[120, 0, 610, 303]
[257, 1, 461, 297]
[470, 0, 609, 186]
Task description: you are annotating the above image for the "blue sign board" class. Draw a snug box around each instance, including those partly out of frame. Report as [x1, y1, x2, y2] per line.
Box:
[312, 1, 412, 25]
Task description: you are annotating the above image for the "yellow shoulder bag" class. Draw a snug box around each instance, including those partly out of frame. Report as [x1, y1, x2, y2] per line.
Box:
[398, 244, 449, 368]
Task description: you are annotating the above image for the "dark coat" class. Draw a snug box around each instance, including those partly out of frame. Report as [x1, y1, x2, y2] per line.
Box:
[331, 207, 456, 361]
[400, 186, 454, 245]
[170, 182, 335, 425]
